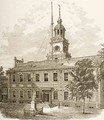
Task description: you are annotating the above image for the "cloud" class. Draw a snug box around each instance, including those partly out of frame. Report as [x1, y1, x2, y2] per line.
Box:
[0, 54, 14, 70]
[19, 47, 38, 56]
[0, 0, 104, 70]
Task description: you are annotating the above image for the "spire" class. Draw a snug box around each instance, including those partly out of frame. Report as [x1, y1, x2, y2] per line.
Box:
[57, 5, 62, 24]
[59, 5, 61, 19]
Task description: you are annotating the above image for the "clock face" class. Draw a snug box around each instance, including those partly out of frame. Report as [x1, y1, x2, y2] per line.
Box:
[54, 45, 60, 51]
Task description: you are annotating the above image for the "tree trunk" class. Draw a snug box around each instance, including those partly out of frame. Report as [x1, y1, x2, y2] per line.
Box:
[35, 100, 37, 110]
[83, 97, 85, 114]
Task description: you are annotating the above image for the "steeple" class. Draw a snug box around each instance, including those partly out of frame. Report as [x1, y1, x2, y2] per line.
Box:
[54, 5, 65, 38]
[47, 4, 71, 60]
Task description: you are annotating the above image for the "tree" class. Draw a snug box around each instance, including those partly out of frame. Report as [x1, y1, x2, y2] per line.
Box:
[0, 66, 4, 81]
[66, 59, 98, 114]
[0, 66, 5, 101]
[98, 44, 104, 59]
[97, 44, 104, 81]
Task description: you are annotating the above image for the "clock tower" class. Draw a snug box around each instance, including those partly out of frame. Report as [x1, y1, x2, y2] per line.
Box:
[47, 5, 71, 60]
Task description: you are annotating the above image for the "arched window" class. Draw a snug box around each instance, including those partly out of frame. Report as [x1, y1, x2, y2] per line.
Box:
[57, 30, 59, 35]
[20, 91, 23, 98]
[20, 74, 23, 82]
[61, 29, 63, 35]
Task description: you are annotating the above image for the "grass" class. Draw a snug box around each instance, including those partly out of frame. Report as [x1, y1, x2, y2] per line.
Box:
[0, 102, 25, 118]
[0, 102, 102, 120]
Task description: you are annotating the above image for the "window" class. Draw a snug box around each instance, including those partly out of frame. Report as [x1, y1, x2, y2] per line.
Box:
[54, 91, 58, 99]
[36, 91, 39, 98]
[55, 58, 58, 60]
[61, 29, 63, 35]
[64, 73, 68, 81]
[64, 92, 68, 100]
[28, 91, 31, 98]
[44, 73, 48, 81]
[53, 73, 58, 81]
[13, 91, 16, 98]
[36, 74, 40, 81]
[13, 75, 15, 82]
[20, 91, 23, 98]
[55, 46, 60, 51]
[20, 74, 23, 82]
[57, 30, 59, 34]
[28, 74, 31, 82]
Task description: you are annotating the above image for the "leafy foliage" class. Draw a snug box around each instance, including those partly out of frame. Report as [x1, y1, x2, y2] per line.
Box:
[66, 59, 98, 100]
[0, 66, 4, 81]
[0, 66, 7, 87]
[66, 59, 98, 113]
[98, 44, 104, 58]
[97, 44, 104, 81]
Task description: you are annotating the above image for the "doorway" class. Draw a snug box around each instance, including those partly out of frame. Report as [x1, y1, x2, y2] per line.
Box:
[43, 93, 49, 102]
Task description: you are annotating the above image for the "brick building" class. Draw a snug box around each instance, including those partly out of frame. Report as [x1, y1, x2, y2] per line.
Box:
[6, 6, 104, 109]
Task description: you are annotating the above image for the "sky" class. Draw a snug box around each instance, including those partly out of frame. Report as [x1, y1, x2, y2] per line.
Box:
[0, 0, 104, 70]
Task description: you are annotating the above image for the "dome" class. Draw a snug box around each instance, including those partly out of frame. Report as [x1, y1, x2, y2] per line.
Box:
[54, 24, 65, 31]
[54, 17, 66, 31]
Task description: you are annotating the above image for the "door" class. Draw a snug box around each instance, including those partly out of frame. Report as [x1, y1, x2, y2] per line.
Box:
[43, 93, 49, 102]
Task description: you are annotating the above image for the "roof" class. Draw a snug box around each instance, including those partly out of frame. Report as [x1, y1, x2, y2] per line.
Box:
[54, 24, 65, 31]
[7, 60, 72, 73]
[6, 55, 102, 74]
